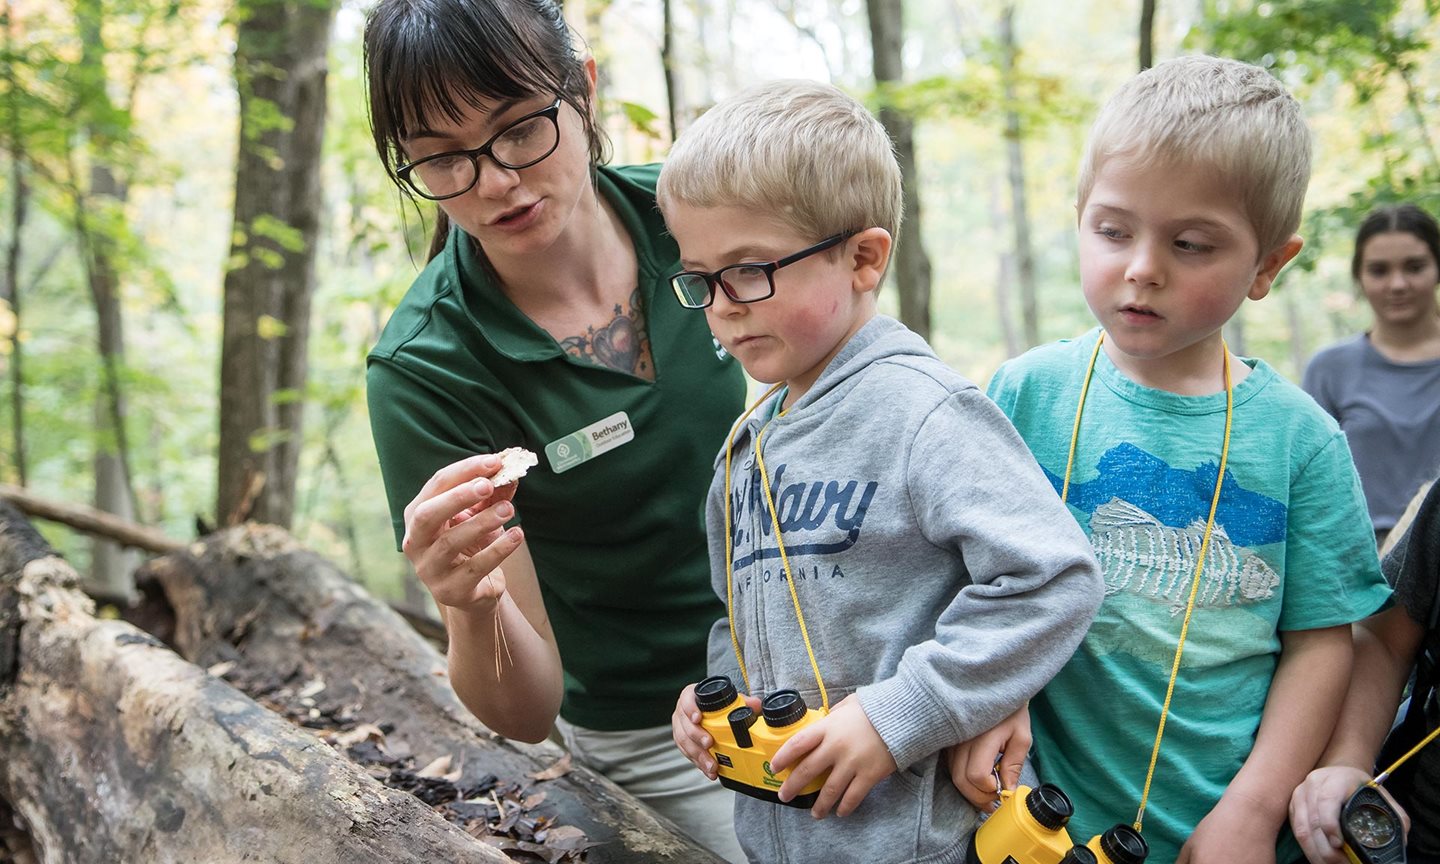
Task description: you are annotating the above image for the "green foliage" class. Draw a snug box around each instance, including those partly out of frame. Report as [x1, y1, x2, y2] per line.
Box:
[1199, 0, 1410, 75]
[617, 100, 664, 139]
[5, 0, 1440, 601]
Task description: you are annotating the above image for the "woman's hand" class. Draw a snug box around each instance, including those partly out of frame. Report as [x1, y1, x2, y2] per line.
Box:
[402, 453, 526, 612]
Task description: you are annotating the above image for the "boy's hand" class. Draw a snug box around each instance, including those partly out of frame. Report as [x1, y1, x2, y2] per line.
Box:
[1177, 791, 1281, 864]
[769, 694, 898, 820]
[1289, 767, 1409, 864]
[671, 683, 760, 780]
[947, 702, 1031, 812]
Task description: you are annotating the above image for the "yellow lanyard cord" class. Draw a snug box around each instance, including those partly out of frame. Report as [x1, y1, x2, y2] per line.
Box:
[1374, 725, 1440, 786]
[1061, 336, 1106, 503]
[1060, 332, 1233, 834]
[722, 383, 830, 710]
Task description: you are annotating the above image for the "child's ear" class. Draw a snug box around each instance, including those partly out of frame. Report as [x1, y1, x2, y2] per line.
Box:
[1249, 234, 1304, 300]
[849, 227, 893, 294]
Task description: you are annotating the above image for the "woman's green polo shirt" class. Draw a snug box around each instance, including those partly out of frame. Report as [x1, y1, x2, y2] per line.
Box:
[367, 164, 745, 731]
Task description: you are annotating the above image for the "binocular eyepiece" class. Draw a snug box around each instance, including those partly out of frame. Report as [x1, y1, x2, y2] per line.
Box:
[966, 783, 1148, 864]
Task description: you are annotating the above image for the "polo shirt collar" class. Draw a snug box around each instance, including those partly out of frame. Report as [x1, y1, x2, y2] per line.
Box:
[451, 167, 661, 364]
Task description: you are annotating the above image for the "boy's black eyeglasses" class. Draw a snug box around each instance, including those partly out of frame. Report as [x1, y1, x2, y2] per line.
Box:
[397, 98, 562, 201]
[670, 231, 857, 309]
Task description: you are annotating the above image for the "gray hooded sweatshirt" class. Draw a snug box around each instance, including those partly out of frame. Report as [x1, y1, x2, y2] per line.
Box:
[705, 315, 1103, 864]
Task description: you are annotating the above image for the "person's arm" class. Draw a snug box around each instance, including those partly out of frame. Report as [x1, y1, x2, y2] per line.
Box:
[1177, 624, 1352, 864]
[1289, 608, 1423, 863]
[368, 354, 566, 741]
[854, 387, 1103, 773]
[405, 454, 564, 742]
[1300, 352, 1339, 420]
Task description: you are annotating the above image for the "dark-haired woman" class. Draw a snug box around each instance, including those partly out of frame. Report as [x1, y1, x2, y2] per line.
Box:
[1303, 204, 1440, 546]
[362, 0, 745, 857]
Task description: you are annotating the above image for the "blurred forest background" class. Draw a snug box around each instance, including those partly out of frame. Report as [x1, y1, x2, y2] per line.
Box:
[0, 0, 1436, 611]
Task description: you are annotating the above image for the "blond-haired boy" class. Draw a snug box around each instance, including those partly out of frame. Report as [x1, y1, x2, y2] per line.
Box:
[984, 56, 1392, 863]
[659, 79, 1105, 864]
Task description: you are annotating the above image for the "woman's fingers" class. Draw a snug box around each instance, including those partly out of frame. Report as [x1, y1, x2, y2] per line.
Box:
[412, 453, 502, 509]
[426, 497, 514, 568]
[416, 509, 524, 608]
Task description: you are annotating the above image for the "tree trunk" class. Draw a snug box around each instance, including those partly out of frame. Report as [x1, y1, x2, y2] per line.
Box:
[87, 164, 140, 597]
[217, 0, 334, 529]
[999, 3, 1039, 349]
[0, 502, 510, 864]
[2, 0, 24, 487]
[989, 177, 1021, 358]
[867, 0, 933, 340]
[75, 0, 140, 596]
[661, 0, 680, 142]
[1139, 0, 1156, 70]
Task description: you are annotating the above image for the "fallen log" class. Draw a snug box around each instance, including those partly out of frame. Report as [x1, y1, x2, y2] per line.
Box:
[139, 522, 724, 863]
[0, 483, 449, 648]
[0, 500, 509, 864]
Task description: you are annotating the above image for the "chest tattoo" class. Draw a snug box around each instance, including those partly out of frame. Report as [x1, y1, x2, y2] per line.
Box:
[559, 288, 655, 377]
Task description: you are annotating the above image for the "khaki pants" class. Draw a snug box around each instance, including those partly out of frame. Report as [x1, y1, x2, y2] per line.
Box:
[556, 719, 744, 863]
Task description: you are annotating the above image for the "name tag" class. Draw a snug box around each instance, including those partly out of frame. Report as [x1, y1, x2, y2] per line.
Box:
[544, 411, 635, 474]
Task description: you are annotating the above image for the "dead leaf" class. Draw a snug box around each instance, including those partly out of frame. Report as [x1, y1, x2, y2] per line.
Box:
[522, 791, 547, 809]
[207, 660, 237, 678]
[297, 678, 327, 700]
[333, 723, 385, 747]
[416, 755, 453, 779]
[527, 753, 572, 782]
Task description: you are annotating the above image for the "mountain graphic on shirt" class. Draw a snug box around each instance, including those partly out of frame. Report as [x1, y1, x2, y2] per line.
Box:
[1044, 442, 1287, 548]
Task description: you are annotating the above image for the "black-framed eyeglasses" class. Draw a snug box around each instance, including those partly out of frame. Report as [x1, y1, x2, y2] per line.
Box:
[397, 98, 563, 201]
[670, 231, 857, 309]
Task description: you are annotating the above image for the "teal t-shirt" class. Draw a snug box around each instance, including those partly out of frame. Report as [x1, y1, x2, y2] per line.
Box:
[367, 164, 746, 731]
[987, 329, 1391, 863]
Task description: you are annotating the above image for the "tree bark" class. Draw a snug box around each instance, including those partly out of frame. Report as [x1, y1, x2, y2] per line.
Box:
[0, 502, 510, 864]
[661, 0, 680, 142]
[867, 0, 933, 340]
[217, 0, 335, 529]
[138, 522, 725, 863]
[999, 3, 1039, 349]
[1139, 0, 1156, 70]
[989, 177, 1021, 358]
[2, 0, 24, 487]
[74, 0, 140, 596]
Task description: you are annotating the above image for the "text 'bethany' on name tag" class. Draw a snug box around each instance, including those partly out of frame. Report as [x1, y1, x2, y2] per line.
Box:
[544, 411, 635, 474]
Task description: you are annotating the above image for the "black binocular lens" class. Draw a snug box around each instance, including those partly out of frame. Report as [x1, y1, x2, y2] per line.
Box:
[1025, 783, 1074, 831]
[761, 689, 808, 728]
[1096, 824, 1149, 864]
[695, 675, 738, 712]
[1060, 847, 1098, 864]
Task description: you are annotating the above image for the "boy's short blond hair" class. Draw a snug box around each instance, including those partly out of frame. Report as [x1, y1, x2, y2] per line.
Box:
[1077, 55, 1312, 256]
[658, 79, 903, 241]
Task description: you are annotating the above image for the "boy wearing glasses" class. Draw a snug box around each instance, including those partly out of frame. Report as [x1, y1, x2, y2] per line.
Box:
[660, 78, 1104, 864]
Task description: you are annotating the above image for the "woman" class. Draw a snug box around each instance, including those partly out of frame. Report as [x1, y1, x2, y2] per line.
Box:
[362, 0, 746, 857]
[1303, 204, 1440, 546]
[1289, 480, 1440, 863]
